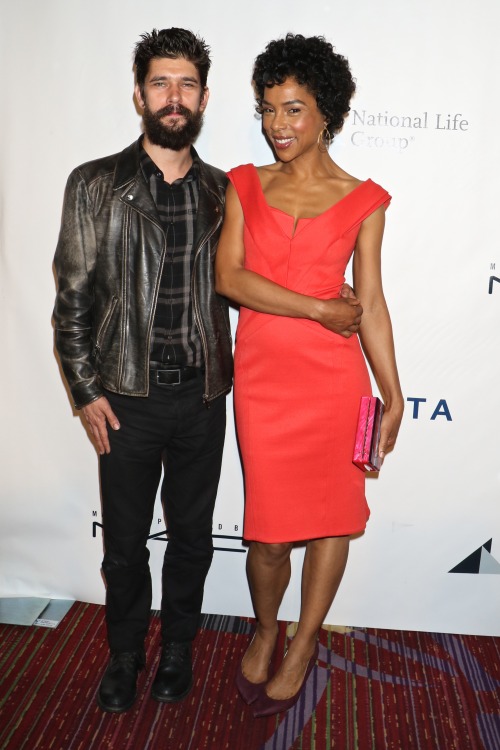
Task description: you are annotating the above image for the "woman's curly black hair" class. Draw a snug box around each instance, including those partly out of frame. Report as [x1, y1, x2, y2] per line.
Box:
[252, 34, 355, 139]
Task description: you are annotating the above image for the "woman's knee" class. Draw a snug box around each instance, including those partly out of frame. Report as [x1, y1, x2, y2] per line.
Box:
[251, 541, 293, 565]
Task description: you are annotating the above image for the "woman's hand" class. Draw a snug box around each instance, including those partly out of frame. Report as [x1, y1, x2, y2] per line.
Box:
[378, 398, 404, 460]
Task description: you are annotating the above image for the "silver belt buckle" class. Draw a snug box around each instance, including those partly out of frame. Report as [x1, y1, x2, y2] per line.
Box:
[157, 368, 181, 385]
[169, 369, 181, 385]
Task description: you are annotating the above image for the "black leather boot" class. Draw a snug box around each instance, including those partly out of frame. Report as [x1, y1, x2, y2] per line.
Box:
[97, 650, 145, 713]
[151, 642, 193, 703]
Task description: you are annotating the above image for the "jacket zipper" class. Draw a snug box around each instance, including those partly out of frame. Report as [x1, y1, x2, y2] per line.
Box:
[122, 197, 166, 395]
[192, 205, 224, 403]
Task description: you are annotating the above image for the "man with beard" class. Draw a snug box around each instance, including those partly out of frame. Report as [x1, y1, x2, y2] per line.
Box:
[53, 28, 233, 713]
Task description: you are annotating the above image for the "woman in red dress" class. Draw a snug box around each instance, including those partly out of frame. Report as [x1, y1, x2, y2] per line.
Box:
[216, 34, 404, 717]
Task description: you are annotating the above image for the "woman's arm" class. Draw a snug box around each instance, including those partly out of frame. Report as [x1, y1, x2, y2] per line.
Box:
[353, 206, 404, 458]
[215, 183, 362, 337]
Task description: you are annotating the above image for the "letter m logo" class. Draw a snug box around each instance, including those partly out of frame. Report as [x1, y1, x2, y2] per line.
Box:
[489, 276, 500, 294]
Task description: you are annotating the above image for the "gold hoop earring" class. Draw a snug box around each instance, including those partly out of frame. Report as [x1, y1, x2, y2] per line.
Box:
[318, 124, 332, 152]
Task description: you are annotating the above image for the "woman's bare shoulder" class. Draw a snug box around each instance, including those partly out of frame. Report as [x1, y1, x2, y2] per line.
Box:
[328, 162, 364, 190]
[255, 162, 283, 190]
[255, 163, 281, 176]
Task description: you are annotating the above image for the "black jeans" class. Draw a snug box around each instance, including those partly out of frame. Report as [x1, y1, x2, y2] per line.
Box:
[99, 375, 226, 652]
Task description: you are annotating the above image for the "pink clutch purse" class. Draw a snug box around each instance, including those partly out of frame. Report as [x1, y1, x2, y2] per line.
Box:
[353, 396, 384, 471]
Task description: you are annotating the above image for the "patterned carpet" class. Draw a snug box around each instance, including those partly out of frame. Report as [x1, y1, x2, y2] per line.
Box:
[1, 602, 499, 749]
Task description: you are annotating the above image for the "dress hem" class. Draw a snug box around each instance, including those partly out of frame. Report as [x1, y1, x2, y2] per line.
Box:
[242, 521, 369, 545]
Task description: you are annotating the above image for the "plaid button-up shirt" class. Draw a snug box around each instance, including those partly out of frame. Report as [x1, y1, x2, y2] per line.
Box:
[140, 146, 203, 368]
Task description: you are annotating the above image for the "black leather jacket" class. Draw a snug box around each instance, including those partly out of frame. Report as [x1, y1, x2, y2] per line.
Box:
[53, 139, 233, 408]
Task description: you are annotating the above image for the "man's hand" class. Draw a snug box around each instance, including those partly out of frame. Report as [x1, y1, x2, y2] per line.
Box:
[82, 396, 120, 455]
[314, 295, 363, 338]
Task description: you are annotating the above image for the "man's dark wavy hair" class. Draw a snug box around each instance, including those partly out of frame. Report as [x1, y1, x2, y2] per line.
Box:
[134, 28, 211, 96]
[252, 34, 355, 138]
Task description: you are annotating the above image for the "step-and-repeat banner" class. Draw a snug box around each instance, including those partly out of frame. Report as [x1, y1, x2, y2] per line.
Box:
[1, 0, 499, 636]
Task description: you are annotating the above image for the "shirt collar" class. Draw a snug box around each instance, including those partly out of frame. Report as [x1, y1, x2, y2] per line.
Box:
[139, 140, 199, 185]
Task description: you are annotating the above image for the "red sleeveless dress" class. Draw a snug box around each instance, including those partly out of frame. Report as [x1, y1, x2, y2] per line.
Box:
[228, 164, 391, 543]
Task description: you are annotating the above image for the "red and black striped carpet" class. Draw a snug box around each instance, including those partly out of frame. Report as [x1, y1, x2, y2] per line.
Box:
[1, 602, 499, 749]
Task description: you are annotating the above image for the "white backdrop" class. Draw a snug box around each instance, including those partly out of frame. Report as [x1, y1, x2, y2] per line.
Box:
[1, 0, 499, 636]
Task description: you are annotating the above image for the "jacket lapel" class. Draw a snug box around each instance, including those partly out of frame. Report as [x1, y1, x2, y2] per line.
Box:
[113, 139, 161, 225]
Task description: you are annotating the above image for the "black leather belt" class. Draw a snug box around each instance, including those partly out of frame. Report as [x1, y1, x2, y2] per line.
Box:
[149, 364, 202, 386]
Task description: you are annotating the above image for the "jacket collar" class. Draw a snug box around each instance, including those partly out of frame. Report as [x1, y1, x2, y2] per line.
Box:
[113, 138, 222, 195]
[112, 137, 224, 239]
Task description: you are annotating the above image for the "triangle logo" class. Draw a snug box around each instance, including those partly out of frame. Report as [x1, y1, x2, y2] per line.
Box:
[449, 539, 500, 574]
[479, 548, 500, 574]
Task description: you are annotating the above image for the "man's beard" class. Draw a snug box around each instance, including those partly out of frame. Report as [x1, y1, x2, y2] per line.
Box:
[142, 103, 204, 151]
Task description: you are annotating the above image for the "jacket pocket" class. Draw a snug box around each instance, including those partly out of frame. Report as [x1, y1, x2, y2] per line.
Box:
[93, 295, 119, 361]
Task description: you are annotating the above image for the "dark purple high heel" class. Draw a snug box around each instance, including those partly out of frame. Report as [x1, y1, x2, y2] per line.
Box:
[253, 641, 319, 718]
[235, 662, 267, 704]
[236, 632, 277, 704]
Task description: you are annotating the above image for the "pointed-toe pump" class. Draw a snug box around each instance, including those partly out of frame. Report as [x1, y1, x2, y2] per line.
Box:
[253, 641, 319, 718]
[235, 662, 267, 704]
